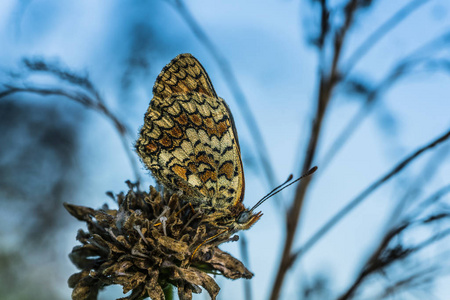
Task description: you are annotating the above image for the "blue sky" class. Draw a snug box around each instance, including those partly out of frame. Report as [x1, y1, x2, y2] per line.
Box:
[1, 0, 450, 299]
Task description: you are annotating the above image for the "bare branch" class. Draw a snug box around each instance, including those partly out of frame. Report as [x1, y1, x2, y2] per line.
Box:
[375, 267, 439, 300]
[319, 32, 450, 173]
[308, 0, 331, 75]
[407, 184, 450, 219]
[22, 58, 101, 101]
[291, 126, 450, 265]
[385, 144, 450, 230]
[342, 0, 430, 77]
[239, 234, 253, 300]
[337, 215, 450, 300]
[336, 224, 409, 300]
[0, 79, 141, 183]
[269, 1, 369, 298]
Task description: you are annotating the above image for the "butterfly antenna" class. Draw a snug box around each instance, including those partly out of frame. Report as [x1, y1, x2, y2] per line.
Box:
[249, 166, 318, 212]
[250, 174, 294, 211]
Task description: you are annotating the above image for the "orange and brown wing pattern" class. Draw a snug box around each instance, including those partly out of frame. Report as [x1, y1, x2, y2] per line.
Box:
[136, 54, 244, 209]
[152, 53, 218, 102]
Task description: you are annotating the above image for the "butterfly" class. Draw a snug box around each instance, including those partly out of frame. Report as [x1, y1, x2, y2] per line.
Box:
[135, 53, 261, 232]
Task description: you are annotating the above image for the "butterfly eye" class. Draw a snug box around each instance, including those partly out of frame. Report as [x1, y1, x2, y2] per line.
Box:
[236, 211, 251, 224]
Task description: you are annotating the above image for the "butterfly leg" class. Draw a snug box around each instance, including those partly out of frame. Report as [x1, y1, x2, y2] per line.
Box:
[190, 228, 229, 260]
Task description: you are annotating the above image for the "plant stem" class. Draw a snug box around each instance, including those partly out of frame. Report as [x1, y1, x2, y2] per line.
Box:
[163, 284, 174, 300]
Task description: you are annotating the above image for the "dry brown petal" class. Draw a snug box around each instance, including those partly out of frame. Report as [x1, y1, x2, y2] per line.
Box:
[177, 283, 193, 300]
[64, 203, 95, 221]
[144, 236, 157, 249]
[150, 226, 162, 239]
[177, 281, 204, 300]
[122, 271, 147, 293]
[167, 224, 183, 238]
[108, 274, 137, 290]
[148, 186, 160, 199]
[167, 194, 180, 211]
[140, 226, 149, 235]
[91, 234, 112, 254]
[102, 262, 121, 276]
[94, 210, 116, 226]
[180, 234, 190, 243]
[145, 270, 164, 300]
[131, 245, 152, 260]
[158, 235, 189, 255]
[71, 274, 101, 300]
[68, 270, 90, 288]
[118, 285, 146, 300]
[92, 260, 115, 277]
[123, 211, 145, 231]
[167, 263, 220, 300]
[132, 257, 152, 270]
[69, 244, 104, 270]
[208, 248, 253, 279]
[108, 260, 133, 275]
[191, 225, 207, 245]
[116, 235, 132, 249]
[104, 239, 127, 254]
[75, 229, 91, 244]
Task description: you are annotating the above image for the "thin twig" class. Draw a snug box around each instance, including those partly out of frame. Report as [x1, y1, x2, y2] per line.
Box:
[338, 206, 450, 300]
[342, 0, 430, 78]
[336, 224, 408, 300]
[375, 267, 439, 300]
[386, 145, 450, 229]
[316, 0, 330, 75]
[407, 184, 450, 219]
[290, 126, 450, 265]
[0, 85, 141, 182]
[319, 31, 450, 173]
[239, 234, 253, 300]
[318, 89, 377, 171]
[338, 224, 450, 300]
[269, 2, 362, 299]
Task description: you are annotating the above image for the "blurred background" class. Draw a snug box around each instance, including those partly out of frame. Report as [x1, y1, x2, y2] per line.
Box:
[1, 0, 450, 299]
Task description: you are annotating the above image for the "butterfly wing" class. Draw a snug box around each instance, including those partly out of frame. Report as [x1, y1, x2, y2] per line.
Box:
[136, 54, 245, 209]
[152, 53, 218, 101]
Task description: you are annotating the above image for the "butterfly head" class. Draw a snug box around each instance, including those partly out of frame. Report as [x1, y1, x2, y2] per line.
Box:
[225, 203, 263, 233]
[229, 166, 318, 232]
[235, 209, 263, 230]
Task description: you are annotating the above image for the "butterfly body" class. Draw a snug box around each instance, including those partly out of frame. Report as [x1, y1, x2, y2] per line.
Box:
[136, 53, 261, 232]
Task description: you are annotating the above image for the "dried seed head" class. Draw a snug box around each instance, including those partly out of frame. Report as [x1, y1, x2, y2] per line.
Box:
[65, 185, 253, 300]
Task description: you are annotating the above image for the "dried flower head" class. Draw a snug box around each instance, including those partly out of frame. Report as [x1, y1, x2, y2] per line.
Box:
[65, 183, 253, 300]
